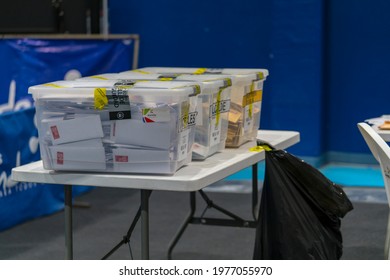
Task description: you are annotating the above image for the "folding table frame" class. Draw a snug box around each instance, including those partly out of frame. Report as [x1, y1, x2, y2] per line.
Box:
[12, 130, 300, 260]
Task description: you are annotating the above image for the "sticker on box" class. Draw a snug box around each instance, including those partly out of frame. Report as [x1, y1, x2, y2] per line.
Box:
[179, 101, 190, 132]
[94, 83, 132, 120]
[142, 108, 171, 123]
[47, 115, 104, 145]
[210, 117, 222, 146]
[177, 129, 189, 162]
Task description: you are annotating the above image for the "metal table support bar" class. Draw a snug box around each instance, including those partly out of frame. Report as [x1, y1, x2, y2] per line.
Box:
[64, 185, 73, 260]
[167, 163, 259, 259]
[198, 190, 247, 222]
[141, 190, 152, 260]
[101, 190, 152, 260]
[167, 192, 197, 260]
[252, 163, 259, 220]
[11, 130, 300, 260]
[101, 206, 142, 260]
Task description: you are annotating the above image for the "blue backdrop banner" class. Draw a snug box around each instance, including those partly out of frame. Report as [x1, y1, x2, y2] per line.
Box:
[0, 38, 134, 113]
[0, 108, 66, 231]
[0, 37, 135, 231]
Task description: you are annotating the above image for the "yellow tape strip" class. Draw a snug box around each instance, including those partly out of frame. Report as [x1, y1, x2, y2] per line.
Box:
[249, 144, 272, 152]
[181, 102, 190, 130]
[131, 69, 151, 74]
[215, 89, 222, 126]
[249, 83, 255, 119]
[90, 75, 108, 80]
[43, 83, 64, 88]
[256, 71, 265, 80]
[159, 77, 174, 81]
[249, 146, 264, 152]
[242, 90, 263, 107]
[193, 68, 206, 75]
[94, 88, 108, 110]
[173, 84, 201, 95]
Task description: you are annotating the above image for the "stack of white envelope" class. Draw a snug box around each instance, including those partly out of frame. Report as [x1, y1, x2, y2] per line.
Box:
[85, 71, 233, 160]
[29, 79, 199, 174]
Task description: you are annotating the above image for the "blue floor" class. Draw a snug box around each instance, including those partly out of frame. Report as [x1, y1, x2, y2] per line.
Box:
[224, 162, 384, 188]
[319, 164, 383, 188]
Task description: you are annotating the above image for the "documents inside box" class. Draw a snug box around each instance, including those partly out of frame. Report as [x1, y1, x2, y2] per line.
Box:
[118, 70, 233, 160]
[113, 148, 170, 163]
[112, 119, 172, 150]
[49, 146, 106, 170]
[379, 120, 390, 130]
[30, 79, 199, 174]
[46, 115, 104, 145]
[136, 67, 269, 148]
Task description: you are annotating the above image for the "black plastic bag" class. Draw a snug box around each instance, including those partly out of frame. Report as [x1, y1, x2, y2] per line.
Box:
[253, 150, 354, 260]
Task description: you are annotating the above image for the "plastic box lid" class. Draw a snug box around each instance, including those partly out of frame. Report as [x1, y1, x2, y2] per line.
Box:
[137, 67, 269, 85]
[82, 71, 233, 94]
[28, 79, 200, 102]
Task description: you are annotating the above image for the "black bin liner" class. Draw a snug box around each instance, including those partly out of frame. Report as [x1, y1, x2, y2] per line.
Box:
[253, 150, 354, 260]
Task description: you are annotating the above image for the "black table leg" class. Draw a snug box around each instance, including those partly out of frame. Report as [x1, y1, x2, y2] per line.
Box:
[64, 184, 73, 260]
[252, 163, 259, 221]
[167, 191, 196, 259]
[141, 189, 152, 260]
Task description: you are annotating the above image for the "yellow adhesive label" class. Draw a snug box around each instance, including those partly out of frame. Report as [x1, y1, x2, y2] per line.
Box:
[90, 76, 108, 80]
[159, 77, 174, 81]
[249, 144, 272, 152]
[116, 85, 134, 90]
[242, 90, 263, 107]
[249, 146, 265, 152]
[181, 102, 190, 131]
[248, 83, 254, 119]
[224, 77, 232, 87]
[173, 84, 201, 95]
[215, 89, 222, 126]
[193, 68, 206, 75]
[43, 83, 64, 88]
[193, 84, 201, 95]
[94, 88, 108, 110]
[256, 72, 265, 80]
[131, 69, 151, 74]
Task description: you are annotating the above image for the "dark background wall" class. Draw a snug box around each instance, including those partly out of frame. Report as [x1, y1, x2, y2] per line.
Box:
[325, 0, 390, 160]
[1, 0, 389, 163]
[108, 0, 325, 160]
[109, 0, 390, 163]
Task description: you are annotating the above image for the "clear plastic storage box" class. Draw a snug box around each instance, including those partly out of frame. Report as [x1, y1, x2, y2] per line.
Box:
[138, 67, 269, 147]
[29, 79, 199, 175]
[112, 71, 232, 160]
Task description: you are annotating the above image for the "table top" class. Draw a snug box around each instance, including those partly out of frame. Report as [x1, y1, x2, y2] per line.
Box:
[364, 116, 390, 142]
[12, 130, 300, 192]
[375, 127, 390, 142]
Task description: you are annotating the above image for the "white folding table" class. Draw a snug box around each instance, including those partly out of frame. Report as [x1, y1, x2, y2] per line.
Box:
[12, 129, 300, 260]
[375, 127, 390, 142]
[364, 116, 390, 142]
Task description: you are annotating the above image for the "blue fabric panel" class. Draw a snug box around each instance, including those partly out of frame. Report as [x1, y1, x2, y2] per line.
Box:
[262, 0, 325, 157]
[109, 0, 272, 68]
[0, 108, 64, 231]
[326, 0, 390, 154]
[0, 38, 135, 230]
[0, 38, 134, 111]
[109, 0, 325, 157]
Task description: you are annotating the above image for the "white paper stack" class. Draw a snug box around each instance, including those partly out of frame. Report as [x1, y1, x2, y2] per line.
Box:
[109, 71, 232, 160]
[137, 67, 269, 147]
